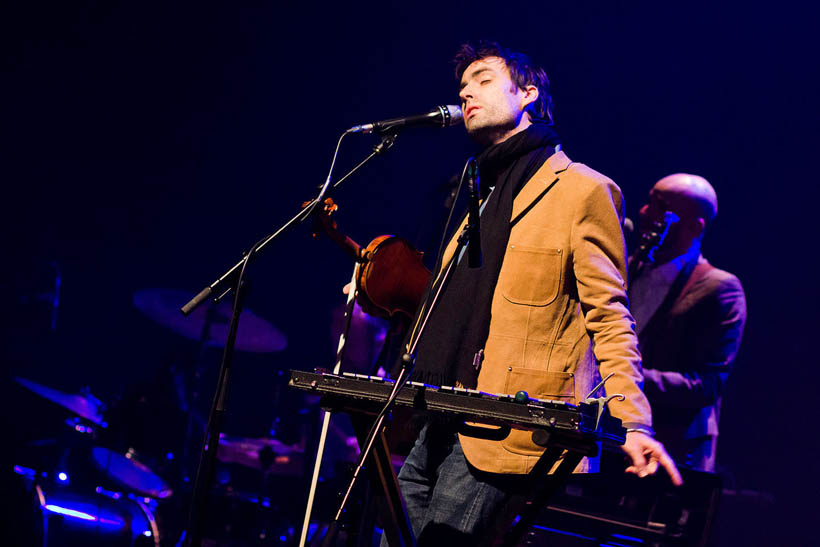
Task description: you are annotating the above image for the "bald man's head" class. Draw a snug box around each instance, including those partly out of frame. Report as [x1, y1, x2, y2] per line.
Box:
[638, 173, 719, 262]
[654, 173, 718, 223]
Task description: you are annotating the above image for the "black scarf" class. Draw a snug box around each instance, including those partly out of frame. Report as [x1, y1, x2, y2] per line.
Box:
[410, 121, 561, 388]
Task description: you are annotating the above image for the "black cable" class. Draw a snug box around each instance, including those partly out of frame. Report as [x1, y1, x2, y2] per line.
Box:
[432, 157, 473, 275]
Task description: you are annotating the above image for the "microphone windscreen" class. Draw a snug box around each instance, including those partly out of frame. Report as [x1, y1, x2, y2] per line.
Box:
[444, 105, 463, 126]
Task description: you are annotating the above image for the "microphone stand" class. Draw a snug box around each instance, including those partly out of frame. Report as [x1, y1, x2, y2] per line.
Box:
[465, 158, 482, 268]
[180, 131, 398, 547]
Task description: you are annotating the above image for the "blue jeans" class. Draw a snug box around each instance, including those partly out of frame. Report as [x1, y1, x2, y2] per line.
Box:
[380, 420, 526, 545]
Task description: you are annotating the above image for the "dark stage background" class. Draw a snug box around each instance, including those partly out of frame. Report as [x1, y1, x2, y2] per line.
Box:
[2, 1, 817, 544]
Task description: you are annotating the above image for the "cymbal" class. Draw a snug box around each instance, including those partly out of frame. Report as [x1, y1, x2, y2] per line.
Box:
[133, 288, 287, 353]
[91, 446, 173, 499]
[216, 434, 304, 474]
[16, 377, 106, 425]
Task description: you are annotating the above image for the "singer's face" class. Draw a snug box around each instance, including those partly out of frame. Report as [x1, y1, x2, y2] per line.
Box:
[459, 57, 533, 145]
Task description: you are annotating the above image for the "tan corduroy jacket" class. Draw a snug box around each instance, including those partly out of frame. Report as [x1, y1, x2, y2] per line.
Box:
[435, 151, 652, 474]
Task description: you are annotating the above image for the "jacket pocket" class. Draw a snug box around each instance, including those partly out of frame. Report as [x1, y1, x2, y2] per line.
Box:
[500, 245, 562, 306]
[503, 367, 576, 402]
[500, 367, 576, 456]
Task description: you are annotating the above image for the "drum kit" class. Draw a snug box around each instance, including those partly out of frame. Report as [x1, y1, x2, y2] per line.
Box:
[10, 288, 319, 546]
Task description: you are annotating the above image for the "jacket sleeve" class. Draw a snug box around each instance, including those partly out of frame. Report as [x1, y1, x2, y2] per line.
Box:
[570, 174, 653, 430]
[643, 275, 746, 408]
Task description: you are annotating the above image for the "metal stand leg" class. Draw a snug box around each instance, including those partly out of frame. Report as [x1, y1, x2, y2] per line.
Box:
[476, 433, 599, 547]
[349, 414, 415, 547]
[501, 451, 585, 547]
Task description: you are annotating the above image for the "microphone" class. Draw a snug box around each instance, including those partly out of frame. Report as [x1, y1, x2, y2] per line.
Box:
[466, 158, 482, 268]
[347, 105, 463, 134]
[623, 217, 634, 235]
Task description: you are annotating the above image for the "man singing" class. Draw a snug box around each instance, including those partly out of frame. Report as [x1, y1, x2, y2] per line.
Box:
[387, 41, 682, 543]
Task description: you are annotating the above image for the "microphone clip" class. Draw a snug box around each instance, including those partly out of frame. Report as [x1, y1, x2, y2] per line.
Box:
[373, 132, 398, 155]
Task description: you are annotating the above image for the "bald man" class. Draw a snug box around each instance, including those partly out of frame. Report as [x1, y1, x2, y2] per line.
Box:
[628, 174, 746, 472]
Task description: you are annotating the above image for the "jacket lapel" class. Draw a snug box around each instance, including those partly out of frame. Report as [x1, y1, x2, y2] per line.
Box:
[437, 150, 572, 279]
[511, 150, 571, 225]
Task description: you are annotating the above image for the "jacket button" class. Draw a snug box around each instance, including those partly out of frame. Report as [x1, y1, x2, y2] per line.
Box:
[508, 366, 512, 371]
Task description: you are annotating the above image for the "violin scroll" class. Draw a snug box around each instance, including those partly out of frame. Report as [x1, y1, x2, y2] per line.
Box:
[304, 197, 430, 320]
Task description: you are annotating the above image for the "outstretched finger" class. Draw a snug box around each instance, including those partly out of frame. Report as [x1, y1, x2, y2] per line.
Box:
[657, 450, 683, 486]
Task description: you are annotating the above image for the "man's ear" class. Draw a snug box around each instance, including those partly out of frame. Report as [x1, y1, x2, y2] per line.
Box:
[685, 217, 706, 241]
[520, 84, 539, 111]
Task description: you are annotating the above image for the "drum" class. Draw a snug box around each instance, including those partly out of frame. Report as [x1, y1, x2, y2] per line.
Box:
[13, 463, 161, 546]
[11, 377, 174, 545]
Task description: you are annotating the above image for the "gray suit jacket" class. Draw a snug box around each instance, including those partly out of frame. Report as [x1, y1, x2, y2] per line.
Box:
[634, 254, 746, 471]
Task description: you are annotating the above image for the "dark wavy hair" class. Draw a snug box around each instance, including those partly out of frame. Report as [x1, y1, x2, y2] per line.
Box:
[453, 41, 554, 124]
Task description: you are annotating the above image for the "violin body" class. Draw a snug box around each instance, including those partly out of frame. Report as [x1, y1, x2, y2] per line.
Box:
[307, 198, 431, 320]
[356, 235, 430, 320]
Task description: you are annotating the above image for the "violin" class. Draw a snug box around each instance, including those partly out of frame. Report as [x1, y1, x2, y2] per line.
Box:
[307, 198, 431, 320]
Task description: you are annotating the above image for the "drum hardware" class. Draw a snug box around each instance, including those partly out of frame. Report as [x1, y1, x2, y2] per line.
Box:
[14, 462, 162, 547]
[13, 375, 175, 545]
[16, 376, 107, 426]
[125, 287, 291, 545]
[65, 416, 98, 435]
[133, 288, 287, 354]
[216, 433, 306, 475]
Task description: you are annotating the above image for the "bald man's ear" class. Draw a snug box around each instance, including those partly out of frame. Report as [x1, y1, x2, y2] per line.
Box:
[686, 217, 706, 241]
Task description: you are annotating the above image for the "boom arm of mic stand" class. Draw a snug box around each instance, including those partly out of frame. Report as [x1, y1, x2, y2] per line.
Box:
[180, 132, 397, 317]
[180, 205, 313, 315]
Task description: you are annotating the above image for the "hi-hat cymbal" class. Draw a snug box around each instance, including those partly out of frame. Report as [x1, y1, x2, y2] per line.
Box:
[16, 377, 106, 425]
[133, 288, 287, 353]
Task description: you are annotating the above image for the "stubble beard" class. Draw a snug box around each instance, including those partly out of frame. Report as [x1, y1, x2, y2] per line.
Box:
[465, 107, 517, 148]
[465, 113, 519, 147]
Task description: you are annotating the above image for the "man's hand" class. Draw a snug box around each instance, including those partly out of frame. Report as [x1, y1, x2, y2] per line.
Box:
[621, 431, 683, 486]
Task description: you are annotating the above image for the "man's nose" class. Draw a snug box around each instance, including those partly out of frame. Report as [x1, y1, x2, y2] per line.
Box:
[459, 85, 472, 102]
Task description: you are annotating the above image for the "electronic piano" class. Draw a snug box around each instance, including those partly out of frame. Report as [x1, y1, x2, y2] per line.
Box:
[288, 370, 626, 446]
